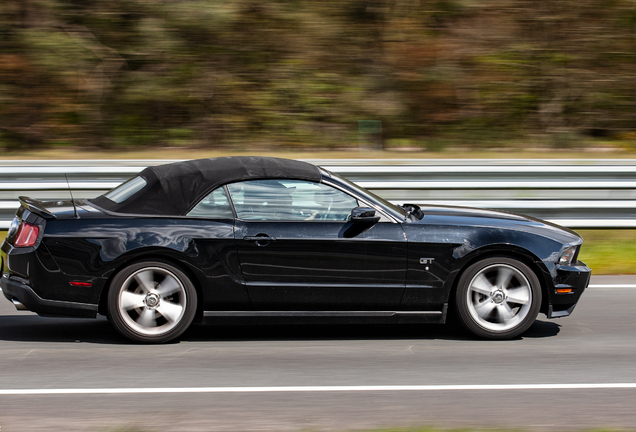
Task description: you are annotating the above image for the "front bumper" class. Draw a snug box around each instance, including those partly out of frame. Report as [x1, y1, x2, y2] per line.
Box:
[546, 260, 591, 319]
[1, 275, 98, 318]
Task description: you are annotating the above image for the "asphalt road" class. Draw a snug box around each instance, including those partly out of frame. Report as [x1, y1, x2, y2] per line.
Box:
[0, 275, 635, 431]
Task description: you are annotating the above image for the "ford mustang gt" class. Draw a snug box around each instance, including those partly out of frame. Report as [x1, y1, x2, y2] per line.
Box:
[1, 156, 590, 342]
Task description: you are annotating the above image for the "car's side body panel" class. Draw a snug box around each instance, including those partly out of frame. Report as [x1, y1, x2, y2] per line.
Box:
[235, 220, 407, 310]
[402, 209, 587, 315]
[2, 199, 589, 319]
[25, 216, 251, 311]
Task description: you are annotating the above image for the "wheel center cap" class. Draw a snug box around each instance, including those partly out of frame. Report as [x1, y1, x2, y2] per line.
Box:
[492, 290, 505, 304]
[145, 293, 160, 308]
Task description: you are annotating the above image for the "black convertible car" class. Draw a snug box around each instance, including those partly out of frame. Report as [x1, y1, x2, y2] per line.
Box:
[1, 156, 590, 342]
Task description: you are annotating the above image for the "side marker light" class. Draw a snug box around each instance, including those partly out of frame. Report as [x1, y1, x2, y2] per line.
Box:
[69, 281, 92, 287]
[556, 288, 573, 294]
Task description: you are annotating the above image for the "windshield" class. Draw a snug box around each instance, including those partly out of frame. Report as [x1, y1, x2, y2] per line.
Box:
[322, 169, 407, 219]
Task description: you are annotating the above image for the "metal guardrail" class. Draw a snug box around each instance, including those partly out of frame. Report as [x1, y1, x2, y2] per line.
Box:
[1, 159, 635, 229]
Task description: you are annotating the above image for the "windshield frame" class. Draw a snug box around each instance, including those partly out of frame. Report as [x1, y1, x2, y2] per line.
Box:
[319, 168, 407, 221]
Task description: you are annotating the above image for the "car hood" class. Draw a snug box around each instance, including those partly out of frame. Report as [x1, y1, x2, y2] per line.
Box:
[412, 204, 582, 244]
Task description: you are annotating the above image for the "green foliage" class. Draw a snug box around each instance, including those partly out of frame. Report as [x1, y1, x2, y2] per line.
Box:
[577, 230, 636, 275]
[2, 0, 636, 150]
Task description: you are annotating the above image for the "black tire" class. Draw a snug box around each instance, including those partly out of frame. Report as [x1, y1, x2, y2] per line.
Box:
[455, 257, 541, 340]
[107, 260, 197, 343]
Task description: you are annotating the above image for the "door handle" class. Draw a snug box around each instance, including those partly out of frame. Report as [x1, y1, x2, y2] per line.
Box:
[243, 235, 276, 242]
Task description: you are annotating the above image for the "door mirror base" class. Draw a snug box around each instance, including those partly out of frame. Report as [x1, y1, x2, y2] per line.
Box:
[351, 207, 380, 223]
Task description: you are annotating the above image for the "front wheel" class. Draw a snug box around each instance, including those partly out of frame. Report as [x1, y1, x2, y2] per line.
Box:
[107, 260, 197, 343]
[455, 257, 541, 340]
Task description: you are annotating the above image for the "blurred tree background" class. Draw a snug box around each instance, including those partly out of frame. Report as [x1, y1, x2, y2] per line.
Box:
[1, 0, 636, 151]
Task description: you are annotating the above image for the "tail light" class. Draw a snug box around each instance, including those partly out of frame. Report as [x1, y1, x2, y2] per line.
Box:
[14, 222, 40, 247]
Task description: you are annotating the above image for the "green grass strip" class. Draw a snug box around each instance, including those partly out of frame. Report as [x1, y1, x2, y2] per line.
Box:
[577, 229, 636, 275]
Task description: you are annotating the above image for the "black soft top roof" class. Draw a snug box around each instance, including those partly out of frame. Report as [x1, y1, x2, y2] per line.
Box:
[90, 156, 322, 215]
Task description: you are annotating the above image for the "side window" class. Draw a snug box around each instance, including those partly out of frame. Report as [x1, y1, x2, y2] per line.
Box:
[104, 176, 147, 203]
[187, 187, 234, 218]
[227, 180, 358, 221]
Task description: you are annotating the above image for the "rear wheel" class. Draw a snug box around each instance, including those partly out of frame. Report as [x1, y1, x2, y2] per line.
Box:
[455, 257, 541, 340]
[107, 260, 197, 343]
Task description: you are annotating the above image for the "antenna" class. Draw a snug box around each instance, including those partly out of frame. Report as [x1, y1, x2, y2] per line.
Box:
[64, 173, 79, 219]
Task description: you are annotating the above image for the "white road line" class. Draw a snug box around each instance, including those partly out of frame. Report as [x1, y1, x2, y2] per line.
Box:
[2, 383, 636, 395]
[589, 284, 636, 288]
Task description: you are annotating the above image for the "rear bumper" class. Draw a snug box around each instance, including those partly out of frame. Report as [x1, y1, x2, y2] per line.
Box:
[546, 261, 591, 319]
[1, 275, 97, 318]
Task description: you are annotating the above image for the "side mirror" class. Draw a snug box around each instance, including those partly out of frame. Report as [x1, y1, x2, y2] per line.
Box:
[350, 207, 380, 223]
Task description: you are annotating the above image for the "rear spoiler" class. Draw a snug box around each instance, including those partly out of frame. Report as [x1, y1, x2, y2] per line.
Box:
[19, 196, 56, 219]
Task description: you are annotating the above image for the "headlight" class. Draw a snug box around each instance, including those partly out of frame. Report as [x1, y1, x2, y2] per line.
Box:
[558, 245, 578, 265]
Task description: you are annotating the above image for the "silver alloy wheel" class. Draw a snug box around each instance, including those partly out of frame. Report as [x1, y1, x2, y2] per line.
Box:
[118, 266, 187, 336]
[466, 263, 532, 332]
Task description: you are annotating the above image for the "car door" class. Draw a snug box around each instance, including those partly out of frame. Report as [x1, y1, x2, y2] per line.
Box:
[226, 179, 407, 311]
